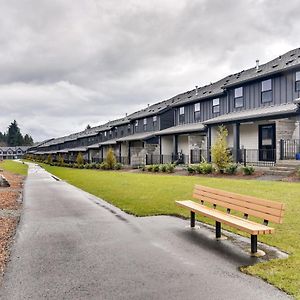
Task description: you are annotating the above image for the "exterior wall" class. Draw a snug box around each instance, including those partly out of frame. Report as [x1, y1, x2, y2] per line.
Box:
[161, 136, 173, 155]
[160, 110, 174, 130]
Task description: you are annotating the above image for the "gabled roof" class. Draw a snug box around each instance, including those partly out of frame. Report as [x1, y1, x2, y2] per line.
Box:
[203, 103, 299, 125]
[117, 132, 156, 142]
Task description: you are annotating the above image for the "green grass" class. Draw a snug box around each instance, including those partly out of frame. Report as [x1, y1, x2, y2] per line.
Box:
[41, 164, 300, 298]
[0, 160, 28, 176]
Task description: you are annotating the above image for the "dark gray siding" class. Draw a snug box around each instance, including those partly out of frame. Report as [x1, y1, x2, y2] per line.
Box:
[160, 110, 174, 130]
[132, 115, 160, 133]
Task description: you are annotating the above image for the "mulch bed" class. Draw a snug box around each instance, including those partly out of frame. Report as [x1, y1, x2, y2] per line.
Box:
[0, 170, 24, 278]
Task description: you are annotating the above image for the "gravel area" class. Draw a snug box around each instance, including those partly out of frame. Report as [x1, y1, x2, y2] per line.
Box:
[0, 170, 24, 279]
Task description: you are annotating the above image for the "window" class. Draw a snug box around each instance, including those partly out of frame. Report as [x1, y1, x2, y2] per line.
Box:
[104, 131, 107, 137]
[194, 103, 201, 122]
[261, 79, 272, 103]
[179, 107, 185, 124]
[296, 71, 300, 91]
[234, 87, 244, 108]
[153, 115, 157, 127]
[143, 118, 147, 131]
[135, 120, 139, 127]
[212, 98, 220, 113]
[114, 127, 118, 137]
[127, 124, 131, 133]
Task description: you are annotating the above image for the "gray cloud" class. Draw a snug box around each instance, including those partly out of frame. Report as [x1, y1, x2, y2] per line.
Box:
[0, 0, 299, 140]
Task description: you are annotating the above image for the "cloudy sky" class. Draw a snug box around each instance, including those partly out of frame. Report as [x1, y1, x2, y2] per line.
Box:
[0, 0, 299, 141]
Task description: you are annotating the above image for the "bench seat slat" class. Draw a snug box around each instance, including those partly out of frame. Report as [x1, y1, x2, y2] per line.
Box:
[193, 192, 282, 224]
[195, 185, 284, 211]
[176, 200, 275, 235]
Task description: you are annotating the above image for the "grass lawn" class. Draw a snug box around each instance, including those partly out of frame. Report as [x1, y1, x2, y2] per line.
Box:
[41, 164, 300, 298]
[0, 160, 28, 176]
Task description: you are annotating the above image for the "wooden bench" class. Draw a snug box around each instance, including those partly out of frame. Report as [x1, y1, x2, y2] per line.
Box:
[176, 185, 285, 254]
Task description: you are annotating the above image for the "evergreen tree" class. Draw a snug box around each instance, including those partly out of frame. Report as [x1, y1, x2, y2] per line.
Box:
[23, 134, 34, 146]
[7, 120, 23, 146]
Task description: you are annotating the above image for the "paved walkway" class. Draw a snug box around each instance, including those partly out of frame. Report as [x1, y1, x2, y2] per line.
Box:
[0, 164, 290, 300]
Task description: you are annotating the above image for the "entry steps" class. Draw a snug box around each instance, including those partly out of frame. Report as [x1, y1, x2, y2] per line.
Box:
[265, 160, 300, 176]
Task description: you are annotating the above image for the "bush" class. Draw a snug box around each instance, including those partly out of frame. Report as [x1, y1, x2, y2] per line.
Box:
[73, 163, 79, 168]
[152, 165, 160, 172]
[105, 148, 117, 170]
[225, 163, 238, 175]
[298, 168, 300, 177]
[76, 152, 84, 166]
[46, 154, 53, 165]
[166, 163, 175, 173]
[114, 163, 123, 170]
[242, 165, 255, 175]
[199, 162, 213, 174]
[160, 164, 167, 173]
[90, 163, 97, 169]
[100, 162, 110, 170]
[211, 125, 232, 173]
[147, 165, 153, 172]
[187, 165, 196, 174]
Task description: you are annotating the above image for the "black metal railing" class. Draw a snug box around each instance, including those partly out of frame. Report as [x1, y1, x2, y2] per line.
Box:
[190, 149, 208, 164]
[238, 149, 276, 166]
[280, 139, 300, 160]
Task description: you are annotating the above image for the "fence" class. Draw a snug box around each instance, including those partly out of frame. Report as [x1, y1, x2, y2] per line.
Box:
[280, 139, 300, 160]
[190, 149, 208, 164]
[238, 149, 276, 166]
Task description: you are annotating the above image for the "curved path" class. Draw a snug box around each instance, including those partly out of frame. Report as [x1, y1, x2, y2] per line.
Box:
[0, 164, 290, 299]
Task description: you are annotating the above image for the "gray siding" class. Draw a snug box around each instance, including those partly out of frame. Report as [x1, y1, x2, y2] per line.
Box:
[160, 110, 174, 130]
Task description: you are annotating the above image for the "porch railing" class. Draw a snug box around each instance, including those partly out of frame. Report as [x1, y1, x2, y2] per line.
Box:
[238, 149, 276, 166]
[279, 139, 300, 160]
[190, 149, 208, 164]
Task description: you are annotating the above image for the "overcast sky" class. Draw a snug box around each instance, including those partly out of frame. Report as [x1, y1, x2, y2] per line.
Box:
[0, 0, 299, 141]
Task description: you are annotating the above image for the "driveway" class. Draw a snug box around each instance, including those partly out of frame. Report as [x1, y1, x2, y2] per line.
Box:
[0, 164, 290, 299]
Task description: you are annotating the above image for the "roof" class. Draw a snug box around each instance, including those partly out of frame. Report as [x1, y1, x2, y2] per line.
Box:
[171, 48, 300, 108]
[67, 147, 88, 152]
[87, 143, 101, 149]
[0, 146, 30, 151]
[117, 132, 156, 142]
[99, 139, 118, 146]
[156, 123, 206, 136]
[203, 103, 299, 125]
[294, 97, 300, 104]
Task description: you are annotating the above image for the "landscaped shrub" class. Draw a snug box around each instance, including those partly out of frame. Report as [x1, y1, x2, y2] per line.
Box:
[199, 162, 213, 174]
[225, 163, 238, 175]
[187, 165, 196, 174]
[76, 152, 84, 166]
[90, 163, 97, 169]
[46, 154, 53, 165]
[105, 148, 117, 169]
[58, 154, 64, 166]
[160, 164, 167, 172]
[166, 163, 175, 173]
[146, 165, 153, 172]
[100, 162, 110, 170]
[298, 168, 300, 177]
[152, 164, 160, 172]
[211, 125, 232, 173]
[242, 165, 255, 175]
[114, 163, 123, 170]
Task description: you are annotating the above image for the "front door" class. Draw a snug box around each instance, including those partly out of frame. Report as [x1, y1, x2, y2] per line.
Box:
[258, 124, 276, 161]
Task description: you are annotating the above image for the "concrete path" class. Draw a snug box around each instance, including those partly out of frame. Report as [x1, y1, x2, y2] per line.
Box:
[0, 164, 290, 300]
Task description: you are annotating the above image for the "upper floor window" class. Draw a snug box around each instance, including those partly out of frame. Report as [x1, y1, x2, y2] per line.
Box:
[143, 118, 147, 131]
[261, 79, 272, 103]
[234, 87, 244, 108]
[179, 107, 185, 124]
[135, 120, 139, 127]
[127, 124, 131, 133]
[212, 98, 220, 113]
[194, 103, 201, 122]
[296, 71, 300, 91]
[153, 115, 157, 127]
[114, 127, 118, 137]
[104, 131, 107, 137]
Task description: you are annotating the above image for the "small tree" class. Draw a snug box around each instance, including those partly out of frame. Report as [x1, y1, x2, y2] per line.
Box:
[58, 154, 64, 166]
[76, 152, 84, 165]
[47, 154, 53, 165]
[105, 148, 116, 169]
[211, 125, 232, 173]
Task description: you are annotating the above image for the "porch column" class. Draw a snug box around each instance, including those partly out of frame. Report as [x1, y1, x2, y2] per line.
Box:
[101, 147, 104, 162]
[159, 136, 162, 164]
[128, 141, 131, 165]
[207, 126, 211, 162]
[173, 135, 178, 161]
[233, 123, 240, 163]
[118, 143, 122, 163]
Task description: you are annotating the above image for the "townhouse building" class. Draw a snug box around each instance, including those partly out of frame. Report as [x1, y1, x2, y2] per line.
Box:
[0, 146, 30, 160]
[29, 48, 300, 166]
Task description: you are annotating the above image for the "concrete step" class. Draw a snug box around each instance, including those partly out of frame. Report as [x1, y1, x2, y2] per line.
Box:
[264, 170, 295, 176]
[270, 166, 297, 171]
[276, 160, 300, 167]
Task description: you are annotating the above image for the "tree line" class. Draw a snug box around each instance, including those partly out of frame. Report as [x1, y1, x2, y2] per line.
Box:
[0, 120, 34, 147]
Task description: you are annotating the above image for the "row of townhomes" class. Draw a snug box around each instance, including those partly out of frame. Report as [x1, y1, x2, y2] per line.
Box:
[0, 146, 30, 160]
[28, 48, 300, 166]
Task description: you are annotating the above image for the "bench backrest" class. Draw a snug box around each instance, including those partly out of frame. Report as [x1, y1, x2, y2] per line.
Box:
[193, 185, 285, 224]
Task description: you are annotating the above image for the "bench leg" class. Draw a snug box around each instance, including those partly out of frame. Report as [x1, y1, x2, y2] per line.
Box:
[190, 211, 195, 228]
[251, 235, 257, 253]
[216, 221, 221, 238]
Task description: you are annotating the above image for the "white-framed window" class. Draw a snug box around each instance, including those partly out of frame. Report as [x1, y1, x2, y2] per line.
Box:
[135, 120, 139, 127]
[194, 103, 201, 122]
[179, 107, 185, 124]
[212, 98, 220, 113]
[234, 87, 244, 108]
[143, 118, 147, 131]
[261, 79, 272, 103]
[296, 71, 300, 91]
